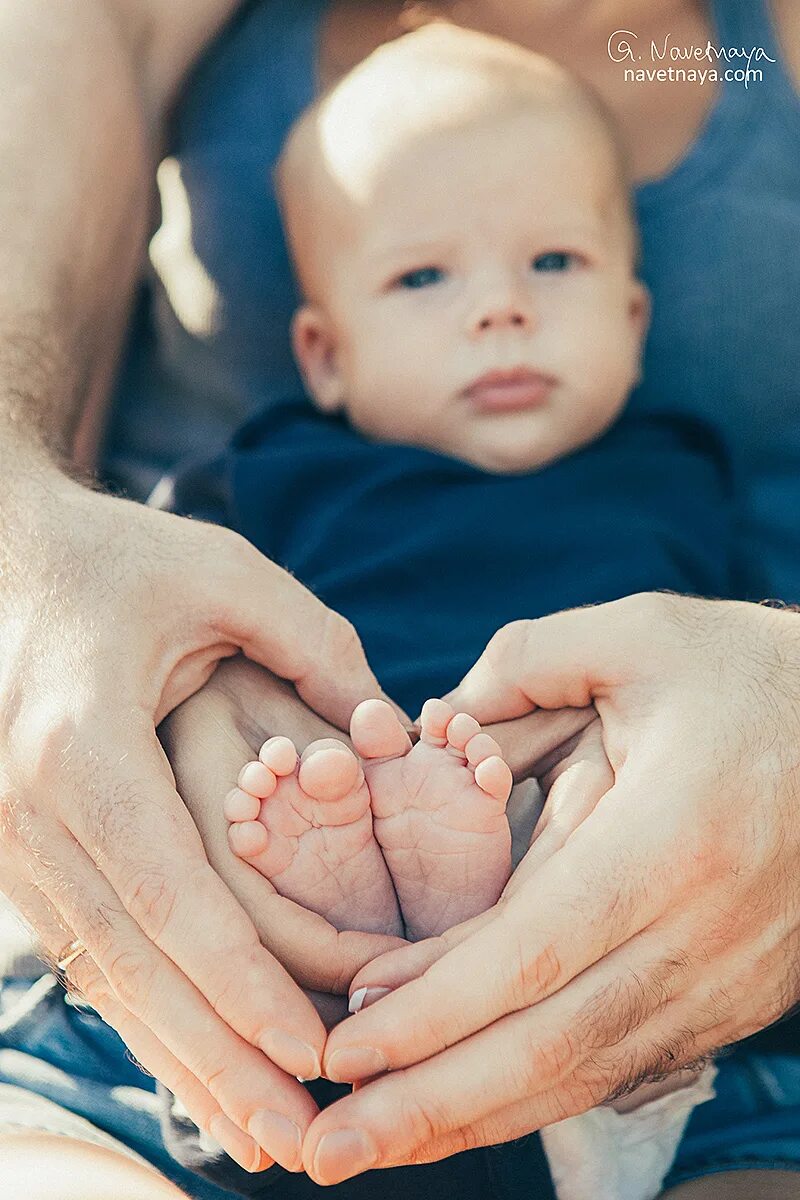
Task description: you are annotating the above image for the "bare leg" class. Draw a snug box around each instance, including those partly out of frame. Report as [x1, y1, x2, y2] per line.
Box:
[662, 1170, 800, 1199]
[0, 1133, 191, 1200]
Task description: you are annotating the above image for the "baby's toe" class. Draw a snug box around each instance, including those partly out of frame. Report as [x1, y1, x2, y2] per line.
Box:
[419, 698, 454, 746]
[223, 787, 261, 822]
[298, 741, 362, 803]
[474, 755, 513, 803]
[258, 736, 298, 777]
[445, 712, 481, 755]
[464, 731, 503, 768]
[238, 760, 277, 798]
[350, 699, 411, 761]
[228, 819, 269, 858]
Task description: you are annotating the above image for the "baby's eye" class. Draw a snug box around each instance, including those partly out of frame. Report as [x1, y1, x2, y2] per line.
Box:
[531, 252, 577, 273]
[395, 266, 445, 290]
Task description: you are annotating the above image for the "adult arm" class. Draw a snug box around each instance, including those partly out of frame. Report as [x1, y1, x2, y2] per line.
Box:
[298, 595, 800, 1185]
[0, 0, 392, 1172]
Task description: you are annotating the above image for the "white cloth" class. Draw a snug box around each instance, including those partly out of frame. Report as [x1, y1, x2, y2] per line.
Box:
[540, 1064, 717, 1200]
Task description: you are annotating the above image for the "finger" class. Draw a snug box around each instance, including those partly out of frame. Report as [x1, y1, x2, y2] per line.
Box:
[20, 806, 321, 1155]
[322, 783, 671, 1082]
[209, 533, 405, 727]
[518, 720, 613, 877]
[225, 884, 407, 995]
[2, 879, 275, 1173]
[51, 713, 327, 1077]
[445, 596, 663, 722]
[348, 912, 492, 1001]
[348, 728, 611, 1003]
[306, 915, 716, 1185]
[482, 706, 597, 782]
[159, 679, 406, 993]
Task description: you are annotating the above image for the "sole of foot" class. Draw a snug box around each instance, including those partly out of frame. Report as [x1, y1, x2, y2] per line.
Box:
[226, 735, 401, 936]
[349, 698, 513, 941]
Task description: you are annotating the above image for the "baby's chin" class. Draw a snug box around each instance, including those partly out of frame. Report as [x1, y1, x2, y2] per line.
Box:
[444, 430, 577, 476]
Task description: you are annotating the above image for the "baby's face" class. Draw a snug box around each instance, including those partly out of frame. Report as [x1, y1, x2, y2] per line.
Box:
[292, 108, 648, 473]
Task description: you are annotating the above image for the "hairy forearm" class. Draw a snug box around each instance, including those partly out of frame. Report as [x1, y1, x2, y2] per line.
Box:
[0, 0, 153, 478]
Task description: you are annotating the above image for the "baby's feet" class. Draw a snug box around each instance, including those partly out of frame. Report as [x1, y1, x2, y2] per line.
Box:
[226, 737, 401, 936]
[351, 699, 513, 941]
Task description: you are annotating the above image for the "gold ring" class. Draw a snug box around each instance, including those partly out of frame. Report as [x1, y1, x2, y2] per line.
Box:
[55, 937, 89, 972]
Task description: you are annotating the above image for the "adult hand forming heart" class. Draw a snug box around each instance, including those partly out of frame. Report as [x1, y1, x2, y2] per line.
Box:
[165, 653, 594, 1172]
[295, 595, 800, 1187]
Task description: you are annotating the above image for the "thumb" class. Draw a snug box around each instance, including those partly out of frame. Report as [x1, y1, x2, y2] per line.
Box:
[207, 534, 403, 728]
[445, 596, 655, 723]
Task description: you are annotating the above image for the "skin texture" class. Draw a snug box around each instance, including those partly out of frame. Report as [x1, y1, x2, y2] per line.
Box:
[229, 698, 513, 941]
[3, 0, 800, 1194]
[292, 594, 800, 1185]
[0, 0, 398, 1173]
[280, 26, 648, 473]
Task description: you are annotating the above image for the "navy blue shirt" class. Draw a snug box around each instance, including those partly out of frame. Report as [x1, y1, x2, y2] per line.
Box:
[228, 402, 731, 717]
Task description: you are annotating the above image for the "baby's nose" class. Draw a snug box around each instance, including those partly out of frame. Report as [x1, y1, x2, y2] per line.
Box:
[469, 291, 535, 337]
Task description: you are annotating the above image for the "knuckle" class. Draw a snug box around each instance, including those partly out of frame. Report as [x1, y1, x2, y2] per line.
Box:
[398, 1090, 448, 1147]
[521, 1029, 580, 1092]
[320, 610, 364, 666]
[24, 715, 80, 795]
[105, 945, 158, 1011]
[121, 864, 178, 942]
[205, 936, 265, 1020]
[488, 620, 529, 660]
[498, 915, 562, 1009]
[191, 1047, 236, 1098]
[73, 961, 115, 1012]
[0, 789, 34, 858]
[211, 527, 260, 574]
[565, 1066, 611, 1113]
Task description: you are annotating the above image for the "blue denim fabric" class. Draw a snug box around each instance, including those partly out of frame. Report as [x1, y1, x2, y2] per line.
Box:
[2, 973, 799, 1198]
[0, 975, 241, 1199]
[0, 974, 554, 1199]
[666, 1047, 800, 1188]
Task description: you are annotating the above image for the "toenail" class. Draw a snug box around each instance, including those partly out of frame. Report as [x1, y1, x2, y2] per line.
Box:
[259, 1031, 321, 1080]
[313, 1129, 378, 1185]
[325, 1046, 388, 1083]
[248, 1110, 302, 1172]
[348, 986, 393, 1013]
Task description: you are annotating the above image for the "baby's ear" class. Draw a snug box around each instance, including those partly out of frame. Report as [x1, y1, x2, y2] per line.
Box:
[629, 281, 651, 383]
[291, 306, 345, 412]
[629, 280, 651, 341]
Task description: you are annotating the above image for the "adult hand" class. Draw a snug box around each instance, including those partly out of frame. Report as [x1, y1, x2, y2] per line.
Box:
[0, 476, 392, 1173]
[300, 594, 800, 1185]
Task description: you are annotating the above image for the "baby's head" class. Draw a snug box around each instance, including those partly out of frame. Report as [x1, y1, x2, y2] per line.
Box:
[277, 24, 648, 473]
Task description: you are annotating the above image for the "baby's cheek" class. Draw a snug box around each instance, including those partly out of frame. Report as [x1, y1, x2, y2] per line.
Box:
[353, 351, 441, 438]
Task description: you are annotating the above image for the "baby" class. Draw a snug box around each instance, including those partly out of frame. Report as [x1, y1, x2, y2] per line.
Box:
[222, 23, 724, 1200]
[226, 24, 649, 942]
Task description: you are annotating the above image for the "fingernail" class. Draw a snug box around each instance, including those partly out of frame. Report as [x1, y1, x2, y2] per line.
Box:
[208, 1113, 261, 1172]
[259, 1030, 321, 1080]
[313, 1128, 378, 1185]
[248, 1110, 302, 1172]
[349, 986, 393, 1013]
[325, 1046, 388, 1084]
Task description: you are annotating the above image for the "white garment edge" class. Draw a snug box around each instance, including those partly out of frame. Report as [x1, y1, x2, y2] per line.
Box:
[540, 1063, 718, 1200]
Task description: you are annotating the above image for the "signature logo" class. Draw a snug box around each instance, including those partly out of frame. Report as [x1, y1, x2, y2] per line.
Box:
[608, 29, 775, 69]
